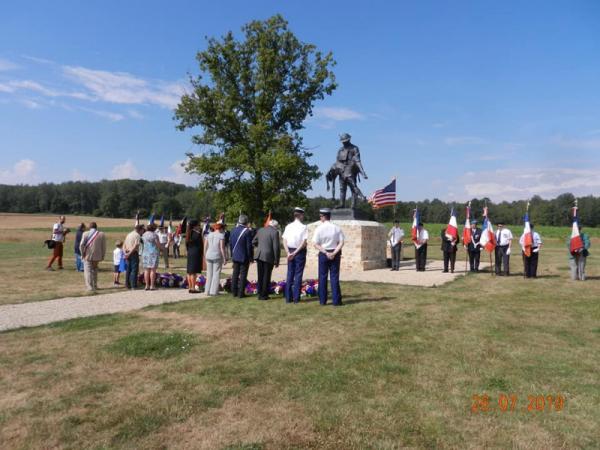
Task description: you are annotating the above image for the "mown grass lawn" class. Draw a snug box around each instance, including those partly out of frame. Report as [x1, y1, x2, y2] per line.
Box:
[0, 233, 598, 448]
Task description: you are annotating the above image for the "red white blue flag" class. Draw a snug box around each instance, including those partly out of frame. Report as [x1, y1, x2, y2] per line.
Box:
[411, 208, 420, 242]
[462, 204, 472, 246]
[479, 206, 496, 252]
[570, 205, 584, 255]
[445, 208, 458, 241]
[369, 178, 396, 209]
[522, 212, 533, 257]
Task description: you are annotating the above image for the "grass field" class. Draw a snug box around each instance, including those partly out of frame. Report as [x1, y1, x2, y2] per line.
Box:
[0, 214, 599, 449]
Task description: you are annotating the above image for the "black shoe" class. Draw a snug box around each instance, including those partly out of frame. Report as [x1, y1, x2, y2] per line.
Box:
[443, 270, 449, 273]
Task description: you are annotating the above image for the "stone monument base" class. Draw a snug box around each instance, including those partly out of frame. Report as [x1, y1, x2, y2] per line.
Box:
[307, 220, 387, 271]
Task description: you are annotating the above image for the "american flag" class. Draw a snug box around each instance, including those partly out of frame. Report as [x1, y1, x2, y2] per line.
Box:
[369, 179, 396, 209]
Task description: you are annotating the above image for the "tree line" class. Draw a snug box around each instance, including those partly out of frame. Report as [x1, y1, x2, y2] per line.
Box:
[0, 180, 215, 221]
[1, 180, 598, 227]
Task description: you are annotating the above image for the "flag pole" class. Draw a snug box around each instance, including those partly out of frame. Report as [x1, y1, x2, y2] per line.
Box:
[465, 201, 470, 272]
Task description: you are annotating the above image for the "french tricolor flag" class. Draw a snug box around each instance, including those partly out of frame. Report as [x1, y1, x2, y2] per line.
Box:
[445, 208, 458, 241]
[570, 206, 584, 255]
[479, 206, 496, 252]
[411, 208, 420, 242]
[522, 212, 533, 257]
[462, 204, 472, 246]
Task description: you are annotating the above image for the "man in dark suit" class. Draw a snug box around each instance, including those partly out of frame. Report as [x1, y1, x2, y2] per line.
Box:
[467, 220, 482, 272]
[229, 215, 254, 298]
[253, 219, 281, 300]
[440, 227, 459, 273]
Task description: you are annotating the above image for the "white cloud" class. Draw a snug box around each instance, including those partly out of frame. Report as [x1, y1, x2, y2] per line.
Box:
[163, 159, 199, 185]
[79, 107, 124, 122]
[444, 136, 486, 146]
[313, 107, 365, 121]
[63, 65, 184, 109]
[127, 109, 144, 119]
[0, 159, 37, 184]
[20, 99, 42, 109]
[111, 160, 140, 179]
[71, 168, 92, 181]
[462, 167, 600, 201]
[0, 58, 19, 71]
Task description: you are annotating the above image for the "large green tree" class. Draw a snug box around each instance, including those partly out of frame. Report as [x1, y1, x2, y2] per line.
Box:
[174, 14, 337, 221]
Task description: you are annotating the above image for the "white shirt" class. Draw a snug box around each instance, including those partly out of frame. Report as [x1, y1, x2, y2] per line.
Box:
[312, 221, 344, 250]
[52, 223, 65, 242]
[496, 228, 513, 246]
[389, 227, 405, 246]
[414, 229, 429, 249]
[282, 220, 308, 249]
[519, 231, 542, 251]
[156, 230, 169, 245]
[113, 248, 124, 266]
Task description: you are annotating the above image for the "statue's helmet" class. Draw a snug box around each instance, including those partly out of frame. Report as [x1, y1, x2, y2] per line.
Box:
[339, 133, 351, 142]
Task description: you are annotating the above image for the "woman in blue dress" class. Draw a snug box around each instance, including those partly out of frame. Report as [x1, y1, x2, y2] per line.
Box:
[141, 224, 160, 290]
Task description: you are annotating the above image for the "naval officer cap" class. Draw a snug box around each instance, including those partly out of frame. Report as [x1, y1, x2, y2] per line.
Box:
[293, 207, 305, 214]
[339, 133, 351, 142]
[319, 208, 332, 215]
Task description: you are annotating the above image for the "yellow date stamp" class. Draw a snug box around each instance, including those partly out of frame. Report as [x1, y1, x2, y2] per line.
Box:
[471, 394, 565, 413]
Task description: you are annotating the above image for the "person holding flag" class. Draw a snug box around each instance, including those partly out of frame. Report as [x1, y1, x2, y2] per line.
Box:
[479, 206, 496, 274]
[494, 222, 513, 276]
[567, 201, 591, 281]
[412, 209, 429, 272]
[519, 205, 543, 278]
[440, 208, 459, 273]
[466, 220, 482, 272]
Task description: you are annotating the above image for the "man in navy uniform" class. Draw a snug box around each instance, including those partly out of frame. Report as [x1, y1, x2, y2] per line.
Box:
[312, 208, 345, 306]
[282, 207, 308, 303]
[467, 220, 482, 272]
[229, 214, 254, 298]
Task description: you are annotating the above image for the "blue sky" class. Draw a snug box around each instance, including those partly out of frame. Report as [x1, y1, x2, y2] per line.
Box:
[1, 0, 600, 201]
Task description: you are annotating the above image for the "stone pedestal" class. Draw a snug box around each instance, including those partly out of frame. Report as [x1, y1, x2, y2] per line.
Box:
[307, 220, 387, 271]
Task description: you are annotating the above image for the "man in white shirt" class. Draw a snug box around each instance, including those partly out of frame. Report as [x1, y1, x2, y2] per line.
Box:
[312, 208, 344, 306]
[388, 220, 404, 271]
[520, 224, 542, 278]
[156, 226, 170, 269]
[282, 207, 308, 304]
[414, 222, 429, 272]
[46, 215, 70, 270]
[494, 222, 513, 276]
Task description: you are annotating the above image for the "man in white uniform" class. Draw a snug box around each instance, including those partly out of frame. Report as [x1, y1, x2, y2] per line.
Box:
[414, 222, 429, 272]
[282, 207, 308, 304]
[495, 222, 513, 276]
[312, 208, 344, 306]
[388, 220, 404, 271]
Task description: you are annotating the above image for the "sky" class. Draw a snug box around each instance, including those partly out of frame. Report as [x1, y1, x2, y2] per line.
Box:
[1, 0, 600, 202]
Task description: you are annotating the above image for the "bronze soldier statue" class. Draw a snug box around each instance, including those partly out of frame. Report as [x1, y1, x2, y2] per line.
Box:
[330, 133, 368, 209]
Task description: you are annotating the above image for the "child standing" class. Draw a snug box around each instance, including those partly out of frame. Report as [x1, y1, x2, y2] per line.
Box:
[113, 240, 125, 286]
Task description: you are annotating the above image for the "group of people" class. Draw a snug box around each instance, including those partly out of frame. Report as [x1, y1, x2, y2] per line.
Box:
[46, 210, 593, 296]
[387, 219, 592, 280]
[44, 207, 346, 305]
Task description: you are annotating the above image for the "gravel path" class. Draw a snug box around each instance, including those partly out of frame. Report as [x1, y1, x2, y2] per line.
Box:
[1, 259, 485, 332]
[0, 289, 202, 332]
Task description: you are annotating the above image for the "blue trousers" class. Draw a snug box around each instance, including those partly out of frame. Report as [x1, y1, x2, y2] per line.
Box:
[126, 251, 140, 289]
[75, 253, 84, 272]
[318, 251, 342, 305]
[285, 248, 306, 303]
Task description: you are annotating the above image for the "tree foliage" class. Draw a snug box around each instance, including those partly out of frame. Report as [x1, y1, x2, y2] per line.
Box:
[174, 14, 337, 221]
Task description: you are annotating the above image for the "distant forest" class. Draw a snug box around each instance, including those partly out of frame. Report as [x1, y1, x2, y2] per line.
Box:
[1, 180, 599, 227]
